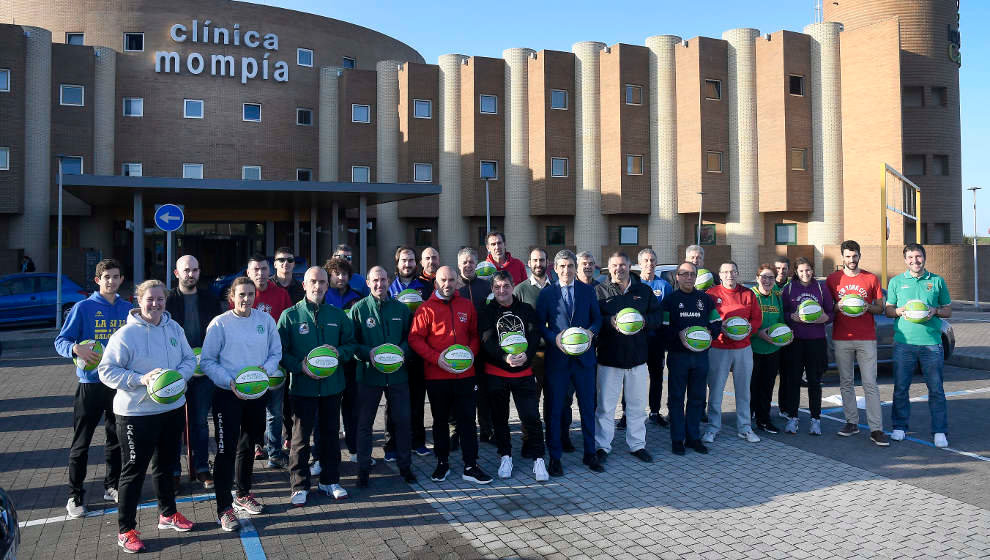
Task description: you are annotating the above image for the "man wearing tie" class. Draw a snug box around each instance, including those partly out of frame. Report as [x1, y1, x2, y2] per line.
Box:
[536, 250, 604, 477]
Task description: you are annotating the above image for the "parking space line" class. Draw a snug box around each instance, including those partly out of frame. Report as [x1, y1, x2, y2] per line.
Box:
[236, 514, 267, 560]
[821, 386, 990, 415]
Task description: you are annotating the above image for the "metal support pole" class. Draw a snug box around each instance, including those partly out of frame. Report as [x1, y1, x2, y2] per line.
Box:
[331, 201, 340, 250]
[56, 158, 63, 328]
[880, 168, 887, 287]
[359, 195, 368, 276]
[969, 186, 982, 310]
[293, 208, 301, 256]
[485, 179, 491, 237]
[165, 231, 172, 290]
[310, 205, 317, 269]
[134, 191, 144, 284]
[697, 191, 705, 245]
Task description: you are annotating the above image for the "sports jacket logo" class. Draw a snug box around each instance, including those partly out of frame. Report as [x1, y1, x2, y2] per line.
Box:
[298, 323, 309, 334]
[457, 312, 468, 323]
[696, 300, 705, 311]
[258, 303, 273, 315]
[366, 317, 377, 328]
[256, 325, 265, 334]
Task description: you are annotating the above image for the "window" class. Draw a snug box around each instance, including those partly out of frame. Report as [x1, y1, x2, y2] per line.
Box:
[60, 84, 84, 106]
[123, 32, 144, 52]
[775, 223, 798, 245]
[0, 147, 8, 171]
[932, 155, 949, 176]
[184, 99, 203, 119]
[551, 157, 568, 178]
[351, 166, 371, 183]
[932, 86, 948, 106]
[122, 97, 143, 117]
[297, 48, 313, 67]
[788, 75, 805, 96]
[546, 225, 565, 246]
[65, 33, 84, 45]
[413, 163, 433, 183]
[625, 84, 643, 105]
[902, 86, 924, 108]
[619, 226, 639, 245]
[0, 69, 10, 92]
[60, 156, 83, 175]
[342, 56, 356, 69]
[121, 163, 142, 177]
[626, 155, 643, 176]
[696, 223, 716, 245]
[296, 108, 313, 126]
[704, 79, 721, 100]
[296, 168, 312, 181]
[351, 104, 370, 123]
[706, 151, 722, 173]
[242, 103, 261, 122]
[182, 163, 204, 179]
[480, 160, 498, 180]
[413, 99, 432, 119]
[414, 227, 434, 247]
[551, 89, 568, 110]
[790, 148, 807, 171]
[904, 154, 926, 176]
[480, 94, 498, 114]
[242, 166, 261, 180]
[931, 223, 950, 244]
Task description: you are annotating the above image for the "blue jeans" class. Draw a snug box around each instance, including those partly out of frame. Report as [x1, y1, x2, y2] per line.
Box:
[265, 385, 287, 458]
[174, 376, 213, 476]
[892, 343, 947, 435]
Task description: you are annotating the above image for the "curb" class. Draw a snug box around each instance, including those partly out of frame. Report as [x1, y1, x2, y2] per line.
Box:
[947, 352, 990, 372]
[0, 335, 56, 352]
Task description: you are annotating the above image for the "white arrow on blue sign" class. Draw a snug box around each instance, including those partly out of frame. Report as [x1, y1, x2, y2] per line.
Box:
[154, 204, 185, 232]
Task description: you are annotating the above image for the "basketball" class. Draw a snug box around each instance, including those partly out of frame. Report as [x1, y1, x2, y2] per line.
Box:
[903, 300, 931, 323]
[797, 299, 823, 323]
[499, 331, 528, 355]
[615, 307, 644, 335]
[560, 327, 591, 356]
[73, 339, 103, 371]
[475, 261, 497, 280]
[695, 269, 714, 291]
[396, 289, 423, 311]
[838, 294, 868, 318]
[233, 366, 269, 399]
[192, 347, 204, 376]
[441, 344, 474, 373]
[766, 323, 794, 346]
[268, 366, 286, 388]
[371, 343, 405, 374]
[305, 346, 339, 378]
[723, 316, 752, 341]
[148, 369, 186, 405]
[682, 326, 712, 352]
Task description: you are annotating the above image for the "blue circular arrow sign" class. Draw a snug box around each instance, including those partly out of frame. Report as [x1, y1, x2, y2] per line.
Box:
[154, 204, 184, 232]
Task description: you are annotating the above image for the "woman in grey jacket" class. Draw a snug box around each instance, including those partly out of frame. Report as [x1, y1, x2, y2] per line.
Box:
[98, 279, 197, 554]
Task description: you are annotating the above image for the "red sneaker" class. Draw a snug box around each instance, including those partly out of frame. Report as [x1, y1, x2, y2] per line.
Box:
[158, 511, 194, 532]
[117, 530, 146, 554]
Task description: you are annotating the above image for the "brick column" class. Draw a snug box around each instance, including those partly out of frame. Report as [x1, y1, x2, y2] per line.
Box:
[92, 46, 115, 175]
[572, 41, 608, 262]
[646, 35, 682, 261]
[438, 54, 470, 262]
[503, 47, 538, 258]
[318, 67, 340, 263]
[376, 59, 402, 268]
[16, 26, 52, 269]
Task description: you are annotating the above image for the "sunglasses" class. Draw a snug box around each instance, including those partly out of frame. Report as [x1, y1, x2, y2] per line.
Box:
[275, 257, 294, 263]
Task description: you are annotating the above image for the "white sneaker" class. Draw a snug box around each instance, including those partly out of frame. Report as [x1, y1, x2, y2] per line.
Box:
[533, 458, 549, 482]
[348, 455, 375, 466]
[701, 431, 716, 444]
[318, 483, 348, 500]
[890, 429, 905, 441]
[103, 488, 119, 503]
[66, 497, 85, 518]
[497, 455, 513, 479]
[809, 419, 822, 436]
[738, 430, 761, 443]
[785, 417, 799, 434]
[309, 461, 322, 476]
[778, 410, 791, 420]
[933, 433, 948, 448]
[289, 490, 307, 506]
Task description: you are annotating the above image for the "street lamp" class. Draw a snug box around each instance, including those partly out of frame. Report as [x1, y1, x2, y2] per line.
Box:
[967, 186, 982, 311]
[697, 191, 706, 245]
[55, 155, 65, 329]
[481, 163, 497, 237]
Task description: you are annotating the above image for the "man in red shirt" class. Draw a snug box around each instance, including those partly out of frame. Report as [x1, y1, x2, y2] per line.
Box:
[704, 261, 763, 444]
[485, 231, 527, 285]
[408, 266, 492, 485]
[826, 240, 888, 446]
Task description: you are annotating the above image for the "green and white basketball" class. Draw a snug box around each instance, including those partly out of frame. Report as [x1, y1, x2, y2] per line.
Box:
[73, 339, 103, 371]
[148, 369, 186, 405]
[441, 344, 474, 373]
[475, 261, 497, 280]
[305, 345, 339, 378]
[560, 327, 591, 356]
[838, 294, 868, 318]
[766, 323, 794, 347]
[695, 269, 714, 291]
[268, 366, 286, 388]
[797, 299, 823, 323]
[723, 316, 752, 341]
[192, 347, 204, 376]
[396, 289, 423, 312]
[499, 331, 528, 355]
[234, 367, 269, 400]
[615, 307, 644, 335]
[682, 326, 712, 352]
[371, 343, 405, 374]
[903, 300, 931, 323]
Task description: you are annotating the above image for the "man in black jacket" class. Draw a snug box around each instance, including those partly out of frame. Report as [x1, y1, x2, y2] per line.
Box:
[456, 246, 494, 446]
[594, 252, 663, 464]
[166, 254, 223, 489]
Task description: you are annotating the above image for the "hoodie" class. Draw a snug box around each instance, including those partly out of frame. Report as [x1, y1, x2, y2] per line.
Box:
[478, 296, 540, 378]
[55, 292, 134, 383]
[98, 309, 197, 417]
[199, 309, 282, 390]
[486, 252, 528, 286]
[782, 279, 834, 340]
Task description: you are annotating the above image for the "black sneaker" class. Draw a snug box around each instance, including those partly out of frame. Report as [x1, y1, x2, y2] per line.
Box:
[686, 439, 709, 454]
[649, 413, 670, 428]
[357, 470, 370, 488]
[462, 465, 492, 484]
[583, 454, 605, 473]
[870, 431, 890, 447]
[672, 441, 686, 456]
[431, 462, 449, 482]
[615, 416, 627, 430]
[400, 468, 418, 483]
[548, 458, 564, 477]
[561, 437, 576, 453]
[630, 448, 653, 463]
[837, 423, 861, 437]
[757, 422, 780, 435]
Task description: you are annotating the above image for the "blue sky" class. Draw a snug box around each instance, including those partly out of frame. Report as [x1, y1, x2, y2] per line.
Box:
[260, 0, 988, 238]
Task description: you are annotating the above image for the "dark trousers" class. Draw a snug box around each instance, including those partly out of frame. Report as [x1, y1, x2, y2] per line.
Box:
[116, 408, 184, 533]
[751, 351, 781, 425]
[386, 355, 427, 451]
[425, 377, 478, 466]
[68, 382, 121, 500]
[211, 389, 267, 515]
[781, 338, 826, 419]
[546, 363, 596, 460]
[289, 394, 342, 491]
[529, 352, 572, 447]
[357, 382, 411, 470]
[341, 364, 359, 453]
[281, 382, 293, 451]
[451, 360, 493, 442]
[666, 351, 708, 444]
[487, 374, 545, 459]
[174, 375, 214, 476]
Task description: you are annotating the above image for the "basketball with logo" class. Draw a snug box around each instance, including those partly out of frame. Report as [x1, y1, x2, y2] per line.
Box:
[396, 289, 423, 311]
[695, 269, 714, 291]
[305, 345, 339, 378]
[766, 323, 793, 347]
[73, 339, 103, 371]
[499, 331, 528, 355]
[148, 369, 186, 405]
[723, 316, 752, 341]
[441, 344, 474, 373]
[475, 261, 497, 280]
[615, 307, 644, 335]
[560, 327, 592, 356]
[268, 366, 286, 388]
[797, 299, 823, 323]
[371, 343, 405, 374]
[902, 300, 931, 323]
[681, 326, 712, 352]
[234, 366, 269, 399]
[838, 294, 868, 318]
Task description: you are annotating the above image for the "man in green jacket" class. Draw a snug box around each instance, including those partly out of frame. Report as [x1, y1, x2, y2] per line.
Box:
[351, 266, 417, 487]
[278, 266, 356, 507]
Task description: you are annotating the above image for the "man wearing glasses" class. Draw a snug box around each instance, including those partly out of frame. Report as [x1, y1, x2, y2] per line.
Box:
[273, 247, 305, 303]
[333, 244, 370, 297]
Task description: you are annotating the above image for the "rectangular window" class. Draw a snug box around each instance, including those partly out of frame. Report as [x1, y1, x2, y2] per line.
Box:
[65, 33, 84, 45]
[932, 154, 949, 176]
[413, 163, 433, 183]
[0, 69, 10, 92]
[775, 223, 798, 245]
[414, 227, 433, 247]
[122, 97, 143, 117]
[184, 99, 203, 119]
[413, 99, 432, 119]
[480, 94, 498, 114]
[696, 223, 716, 245]
[61, 156, 83, 175]
[932, 86, 948, 106]
[296, 108, 313, 126]
[790, 148, 807, 171]
[550, 89, 568, 110]
[182, 163, 204, 179]
[706, 151, 722, 173]
[546, 225, 565, 246]
[619, 226, 639, 245]
[0, 147, 8, 171]
[242, 103, 261, 122]
[242, 166, 261, 180]
[904, 154, 926, 176]
[296, 168, 312, 181]
[351, 104, 370, 123]
[551, 157, 568, 178]
[297, 48, 313, 67]
[625, 84, 643, 105]
[902, 86, 924, 108]
[788, 75, 805, 96]
[60, 84, 84, 106]
[704, 79, 721, 100]
[121, 163, 142, 177]
[123, 32, 144, 52]
[351, 166, 371, 183]
[480, 160, 498, 180]
[342, 56, 356, 69]
[626, 155, 643, 176]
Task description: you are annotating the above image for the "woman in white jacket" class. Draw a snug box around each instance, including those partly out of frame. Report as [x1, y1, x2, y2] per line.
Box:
[98, 279, 197, 554]
[200, 277, 282, 531]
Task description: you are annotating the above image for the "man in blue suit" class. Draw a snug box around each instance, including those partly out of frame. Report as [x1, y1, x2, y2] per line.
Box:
[536, 249, 604, 476]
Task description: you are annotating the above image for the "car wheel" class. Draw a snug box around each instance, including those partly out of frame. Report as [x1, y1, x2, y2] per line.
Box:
[61, 304, 73, 323]
[942, 335, 953, 361]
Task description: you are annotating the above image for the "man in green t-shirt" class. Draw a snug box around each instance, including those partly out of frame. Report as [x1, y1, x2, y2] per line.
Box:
[884, 243, 952, 448]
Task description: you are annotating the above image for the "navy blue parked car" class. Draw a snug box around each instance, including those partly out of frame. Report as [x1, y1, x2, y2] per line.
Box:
[210, 257, 307, 298]
[0, 273, 88, 325]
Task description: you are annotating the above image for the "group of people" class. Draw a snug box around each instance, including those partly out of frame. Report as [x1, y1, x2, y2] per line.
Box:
[53, 233, 953, 554]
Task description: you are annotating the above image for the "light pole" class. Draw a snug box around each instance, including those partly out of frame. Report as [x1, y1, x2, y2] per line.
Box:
[55, 155, 65, 329]
[697, 191, 705, 245]
[968, 186, 982, 310]
[481, 165, 496, 237]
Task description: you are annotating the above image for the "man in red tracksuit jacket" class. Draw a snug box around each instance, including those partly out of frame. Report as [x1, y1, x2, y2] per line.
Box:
[408, 266, 493, 485]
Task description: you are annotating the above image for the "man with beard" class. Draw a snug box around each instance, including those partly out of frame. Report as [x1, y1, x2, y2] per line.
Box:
[485, 231, 527, 285]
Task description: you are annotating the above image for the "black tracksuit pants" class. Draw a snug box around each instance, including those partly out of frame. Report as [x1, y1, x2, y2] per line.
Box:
[781, 338, 826, 419]
[341, 364, 359, 453]
[211, 389, 267, 516]
[386, 355, 427, 451]
[357, 382, 411, 471]
[289, 394, 342, 491]
[116, 408, 184, 533]
[68, 382, 121, 501]
[426, 377, 478, 466]
[486, 374, 545, 459]
[751, 351, 781, 425]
